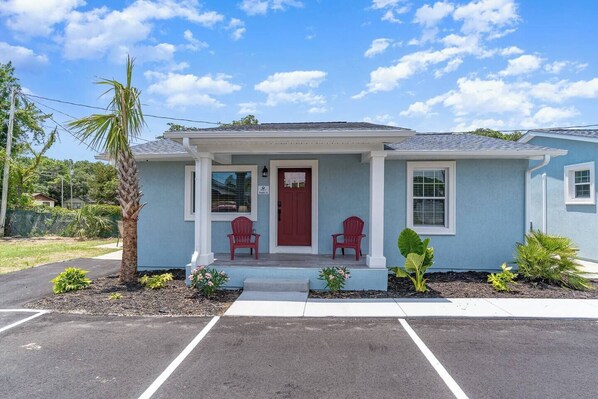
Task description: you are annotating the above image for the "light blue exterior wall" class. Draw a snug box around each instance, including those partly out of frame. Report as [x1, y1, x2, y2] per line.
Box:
[138, 156, 528, 278]
[527, 136, 598, 261]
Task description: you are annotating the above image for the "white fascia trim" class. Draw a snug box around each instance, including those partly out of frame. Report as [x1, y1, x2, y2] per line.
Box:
[406, 161, 456, 236]
[564, 161, 595, 205]
[520, 132, 598, 144]
[184, 164, 259, 222]
[269, 159, 319, 255]
[386, 149, 567, 160]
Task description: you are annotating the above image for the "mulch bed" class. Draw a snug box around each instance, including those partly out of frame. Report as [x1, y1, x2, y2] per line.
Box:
[26, 269, 241, 317]
[310, 272, 598, 299]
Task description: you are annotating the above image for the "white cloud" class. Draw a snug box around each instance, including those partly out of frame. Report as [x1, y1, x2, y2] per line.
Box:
[453, 0, 519, 36]
[414, 2, 454, 27]
[453, 118, 505, 131]
[0, 41, 48, 67]
[227, 18, 246, 40]
[238, 102, 258, 114]
[372, 0, 408, 23]
[364, 38, 393, 58]
[62, 0, 224, 60]
[0, 0, 84, 36]
[240, 0, 302, 15]
[544, 60, 588, 74]
[371, 0, 403, 9]
[499, 46, 524, 56]
[183, 30, 209, 51]
[521, 106, 579, 128]
[363, 114, 398, 126]
[400, 102, 432, 117]
[145, 71, 241, 108]
[499, 54, 543, 76]
[255, 70, 327, 106]
[434, 58, 462, 78]
[308, 106, 327, 114]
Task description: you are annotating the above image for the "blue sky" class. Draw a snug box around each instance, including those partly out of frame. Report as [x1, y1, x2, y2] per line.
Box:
[1, 0, 598, 160]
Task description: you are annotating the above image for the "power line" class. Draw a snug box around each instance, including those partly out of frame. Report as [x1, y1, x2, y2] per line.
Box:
[22, 93, 221, 125]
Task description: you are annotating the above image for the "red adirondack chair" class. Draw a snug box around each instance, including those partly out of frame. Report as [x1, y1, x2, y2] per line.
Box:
[332, 216, 366, 261]
[227, 216, 260, 260]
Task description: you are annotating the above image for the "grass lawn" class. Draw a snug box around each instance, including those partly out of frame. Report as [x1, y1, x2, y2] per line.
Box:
[0, 237, 119, 274]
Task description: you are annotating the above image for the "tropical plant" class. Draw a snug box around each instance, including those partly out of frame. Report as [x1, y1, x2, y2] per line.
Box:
[139, 273, 173, 289]
[67, 205, 113, 238]
[391, 228, 435, 292]
[189, 266, 229, 297]
[68, 55, 145, 283]
[318, 266, 351, 292]
[51, 267, 91, 294]
[515, 230, 592, 291]
[487, 263, 518, 292]
[108, 292, 122, 300]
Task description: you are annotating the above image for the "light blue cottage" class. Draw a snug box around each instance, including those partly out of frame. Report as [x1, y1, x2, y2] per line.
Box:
[132, 122, 565, 290]
[520, 129, 598, 262]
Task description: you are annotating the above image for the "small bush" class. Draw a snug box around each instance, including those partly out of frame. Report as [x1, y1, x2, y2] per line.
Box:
[51, 267, 92, 294]
[108, 292, 122, 300]
[390, 228, 434, 293]
[516, 231, 592, 291]
[139, 273, 173, 289]
[189, 266, 229, 297]
[67, 205, 114, 239]
[318, 267, 351, 292]
[488, 263, 518, 292]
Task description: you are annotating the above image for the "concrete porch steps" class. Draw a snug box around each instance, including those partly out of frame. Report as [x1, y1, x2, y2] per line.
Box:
[243, 278, 310, 292]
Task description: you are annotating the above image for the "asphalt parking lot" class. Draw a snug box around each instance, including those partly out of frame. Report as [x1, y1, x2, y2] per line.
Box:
[1, 313, 597, 399]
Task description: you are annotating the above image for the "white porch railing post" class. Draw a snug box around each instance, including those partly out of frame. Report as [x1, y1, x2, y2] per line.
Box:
[367, 151, 387, 268]
[196, 152, 214, 266]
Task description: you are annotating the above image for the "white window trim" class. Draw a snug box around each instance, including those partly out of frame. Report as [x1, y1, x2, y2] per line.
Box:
[564, 161, 595, 205]
[269, 159, 319, 255]
[184, 164, 258, 222]
[406, 161, 456, 236]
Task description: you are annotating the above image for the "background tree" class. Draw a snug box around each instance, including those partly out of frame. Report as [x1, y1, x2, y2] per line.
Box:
[230, 114, 259, 126]
[68, 56, 144, 283]
[468, 128, 523, 141]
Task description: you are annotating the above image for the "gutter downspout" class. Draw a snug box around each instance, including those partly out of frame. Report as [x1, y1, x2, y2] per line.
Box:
[525, 154, 550, 233]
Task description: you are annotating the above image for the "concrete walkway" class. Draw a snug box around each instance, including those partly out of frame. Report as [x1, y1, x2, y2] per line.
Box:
[225, 295, 598, 319]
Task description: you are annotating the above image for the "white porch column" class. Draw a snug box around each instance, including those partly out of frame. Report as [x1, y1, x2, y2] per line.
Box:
[192, 152, 214, 266]
[367, 151, 387, 268]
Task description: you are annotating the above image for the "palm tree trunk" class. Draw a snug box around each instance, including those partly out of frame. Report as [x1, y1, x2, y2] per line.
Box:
[116, 150, 143, 283]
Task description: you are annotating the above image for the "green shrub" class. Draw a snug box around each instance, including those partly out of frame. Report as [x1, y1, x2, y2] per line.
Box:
[390, 228, 434, 292]
[515, 230, 592, 291]
[139, 273, 173, 289]
[488, 263, 518, 292]
[51, 267, 92, 294]
[108, 292, 122, 300]
[189, 266, 229, 297]
[318, 266, 351, 292]
[67, 205, 113, 239]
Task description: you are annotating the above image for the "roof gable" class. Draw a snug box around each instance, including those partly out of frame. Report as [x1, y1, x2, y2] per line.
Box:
[520, 129, 598, 144]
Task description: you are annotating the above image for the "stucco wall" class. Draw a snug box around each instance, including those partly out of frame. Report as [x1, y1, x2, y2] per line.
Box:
[138, 156, 527, 271]
[527, 136, 598, 261]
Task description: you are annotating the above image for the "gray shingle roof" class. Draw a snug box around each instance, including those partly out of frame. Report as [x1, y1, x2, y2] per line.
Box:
[169, 121, 410, 132]
[131, 133, 560, 157]
[527, 129, 598, 140]
[131, 138, 186, 155]
[386, 133, 561, 153]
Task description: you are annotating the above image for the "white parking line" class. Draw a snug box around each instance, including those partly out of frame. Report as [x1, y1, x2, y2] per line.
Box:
[138, 316, 220, 399]
[0, 310, 48, 334]
[399, 318, 469, 399]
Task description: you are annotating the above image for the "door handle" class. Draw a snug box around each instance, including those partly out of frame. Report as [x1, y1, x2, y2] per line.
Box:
[278, 201, 282, 221]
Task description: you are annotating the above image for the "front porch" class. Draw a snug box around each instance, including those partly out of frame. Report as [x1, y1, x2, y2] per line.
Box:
[186, 253, 388, 291]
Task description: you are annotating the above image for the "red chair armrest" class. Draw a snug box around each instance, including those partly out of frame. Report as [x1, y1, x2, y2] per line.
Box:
[331, 233, 343, 238]
[252, 233, 260, 238]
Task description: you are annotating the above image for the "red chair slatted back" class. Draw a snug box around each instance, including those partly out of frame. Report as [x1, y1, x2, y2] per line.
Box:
[231, 216, 253, 244]
[343, 216, 364, 244]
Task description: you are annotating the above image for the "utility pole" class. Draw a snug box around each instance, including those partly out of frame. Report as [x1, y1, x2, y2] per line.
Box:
[0, 86, 16, 237]
[69, 163, 74, 209]
[61, 175, 64, 207]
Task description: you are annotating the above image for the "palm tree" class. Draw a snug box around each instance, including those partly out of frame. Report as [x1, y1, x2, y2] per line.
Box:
[68, 56, 144, 283]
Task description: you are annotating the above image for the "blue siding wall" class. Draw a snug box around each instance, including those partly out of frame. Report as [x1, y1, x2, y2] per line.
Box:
[527, 137, 598, 261]
[138, 157, 527, 271]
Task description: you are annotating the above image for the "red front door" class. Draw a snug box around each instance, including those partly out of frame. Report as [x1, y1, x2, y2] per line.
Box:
[277, 168, 312, 246]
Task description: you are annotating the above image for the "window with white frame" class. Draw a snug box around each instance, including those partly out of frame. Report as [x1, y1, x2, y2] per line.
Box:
[407, 161, 456, 235]
[184, 165, 258, 221]
[564, 161, 595, 205]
